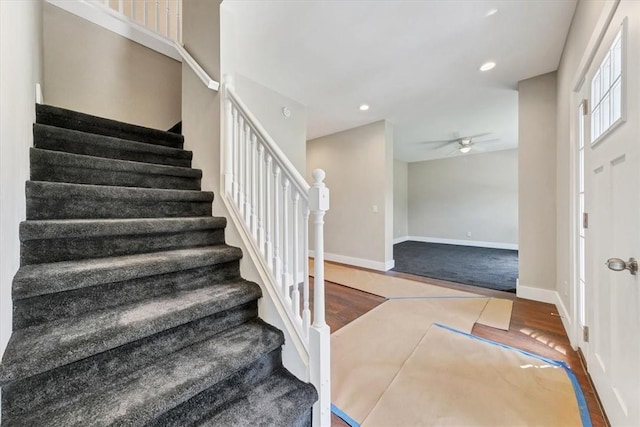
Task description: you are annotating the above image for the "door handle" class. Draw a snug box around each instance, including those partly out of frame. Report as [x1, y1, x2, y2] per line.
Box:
[605, 257, 638, 275]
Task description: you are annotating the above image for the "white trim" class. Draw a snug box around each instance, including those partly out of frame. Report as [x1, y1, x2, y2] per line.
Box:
[516, 282, 557, 304]
[405, 236, 518, 251]
[393, 235, 410, 244]
[572, 0, 621, 91]
[309, 251, 394, 272]
[555, 292, 575, 349]
[46, 0, 181, 61]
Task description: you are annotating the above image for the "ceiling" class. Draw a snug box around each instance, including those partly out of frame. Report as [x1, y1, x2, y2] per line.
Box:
[224, 0, 577, 162]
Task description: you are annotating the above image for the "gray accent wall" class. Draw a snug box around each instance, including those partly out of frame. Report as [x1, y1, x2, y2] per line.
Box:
[394, 160, 409, 240]
[518, 72, 557, 292]
[407, 149, 518, 246]
[307, 121, 394, 270]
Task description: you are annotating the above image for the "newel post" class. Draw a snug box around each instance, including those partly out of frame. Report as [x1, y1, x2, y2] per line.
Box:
[222, 74, 234, 197]
[308, 169, 331, 427]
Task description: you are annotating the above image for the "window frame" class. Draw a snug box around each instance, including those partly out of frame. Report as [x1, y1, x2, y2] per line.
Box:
[589, 20, 627, 147]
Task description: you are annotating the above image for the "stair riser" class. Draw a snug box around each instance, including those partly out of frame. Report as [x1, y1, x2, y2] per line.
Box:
[31, 161, 201, 192]
[13, 260, 241, 329]
[34, 124, 192, 168]
[21, 229, 225, 265]
[3, 302, 258, 421]
[36, 104, 184, 149]
[27, 197, 212, 220]
[148, 349, 283, 427]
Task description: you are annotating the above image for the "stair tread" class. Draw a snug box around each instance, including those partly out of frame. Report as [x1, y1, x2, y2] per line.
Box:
[31, 148, 202, 178]
[13, 245, 243, 299]
[27, 180, 213, 201]
[197, 369, 317, 427]
[0, 281, 262, 384]
[20, 217, 226, 241]
[7, 321, 283, 427]
[34, 123, 193, 163]
[36, 104, 184, 149]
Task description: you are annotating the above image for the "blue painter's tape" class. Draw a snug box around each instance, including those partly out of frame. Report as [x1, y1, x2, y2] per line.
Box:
[433, 323, 593, 427]
[387, 296, 489, 300]
[331, 403, 360, 427]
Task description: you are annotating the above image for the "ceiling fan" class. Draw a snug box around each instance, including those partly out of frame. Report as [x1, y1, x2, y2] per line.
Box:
[417, 133, 499, 155]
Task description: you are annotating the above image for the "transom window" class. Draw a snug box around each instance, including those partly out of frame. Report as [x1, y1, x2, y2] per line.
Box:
[591, 29, 623, 143]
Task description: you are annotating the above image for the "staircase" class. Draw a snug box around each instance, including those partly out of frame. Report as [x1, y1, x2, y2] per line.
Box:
[0, 104, 317, 426]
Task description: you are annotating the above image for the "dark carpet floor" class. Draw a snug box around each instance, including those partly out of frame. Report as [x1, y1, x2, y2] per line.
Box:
[392, 241, 518, 292]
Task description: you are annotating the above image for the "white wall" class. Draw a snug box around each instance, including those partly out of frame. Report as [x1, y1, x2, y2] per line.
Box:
[234, 75, 307, 175]
[43, 2, 182, 129]
[394, 160, 408, 240]
[556, 0, 608, 312]
[221, 4, 307, 176]
[0, 0, 43, 357]
[307, 121, 394, 271]
[518, 72, 558, 295]
[182, 0, 307, 381]
[407, 149, 518, 247]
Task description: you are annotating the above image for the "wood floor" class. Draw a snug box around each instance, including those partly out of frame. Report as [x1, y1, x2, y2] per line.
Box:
[322, 266, 608, 427]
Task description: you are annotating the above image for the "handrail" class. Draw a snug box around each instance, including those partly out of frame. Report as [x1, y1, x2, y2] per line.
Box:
[225, 88, 308, 194]
[174, 43, 220, 91]
[222, 77, 331, 426]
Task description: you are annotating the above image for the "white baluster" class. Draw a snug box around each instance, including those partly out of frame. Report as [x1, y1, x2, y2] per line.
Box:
[130, 0, 135, 20]
[302, 204, 311, 337]
[155, 0, 159, 31]
[309, 169, 331, 427]
[223, 80, 234, 197]
[118, 0, 124, 13]
[281, 178, 290, 298]
[232, 108, 239, 206]
[176, 7, 181, 43]
[250, 134, 258, 239]
[238, 115, 245, 216]
[244, 123, 251, 224]
[143, 0, 148, 26]
[166, 0, 170, 37]
[265, 155, 273, 265]
[257, 144, 265, 253]
[272, 165, 281, 284]
[291, 191, 301, 319]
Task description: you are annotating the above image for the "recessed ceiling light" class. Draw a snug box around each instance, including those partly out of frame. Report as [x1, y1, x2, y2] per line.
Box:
[480, 62, 496, 71]
[359, 104, 370, 111]
[485, 8, 498, 17]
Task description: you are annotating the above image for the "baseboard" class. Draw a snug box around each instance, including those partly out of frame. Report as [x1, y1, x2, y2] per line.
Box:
[393, 236, 410, 244]
[406, 236, 518, 250]
[308, 251, 393, 272]
[516, 282, 557, 304]
[554, 292, 573, 345]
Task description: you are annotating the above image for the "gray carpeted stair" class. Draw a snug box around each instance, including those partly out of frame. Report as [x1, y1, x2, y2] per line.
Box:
[34, 123, 193, 167]
[0, 104, 317, 426]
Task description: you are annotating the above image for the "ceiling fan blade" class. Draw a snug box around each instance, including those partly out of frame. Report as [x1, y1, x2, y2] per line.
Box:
[415, 138, 456, 145]
[445, 148, 460, 156]
[468, 132, 492, 139]
[473, 145, 486, 152]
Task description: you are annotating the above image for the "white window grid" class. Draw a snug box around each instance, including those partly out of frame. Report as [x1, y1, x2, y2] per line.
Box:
[590, 29, 623, 143]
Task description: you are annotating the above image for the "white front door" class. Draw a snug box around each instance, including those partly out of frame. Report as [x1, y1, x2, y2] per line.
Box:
[583, 2, 640, 425]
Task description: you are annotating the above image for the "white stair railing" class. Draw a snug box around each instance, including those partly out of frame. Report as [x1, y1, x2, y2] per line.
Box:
[223, 77, 331, 427]
[100, 0, 183, 43]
